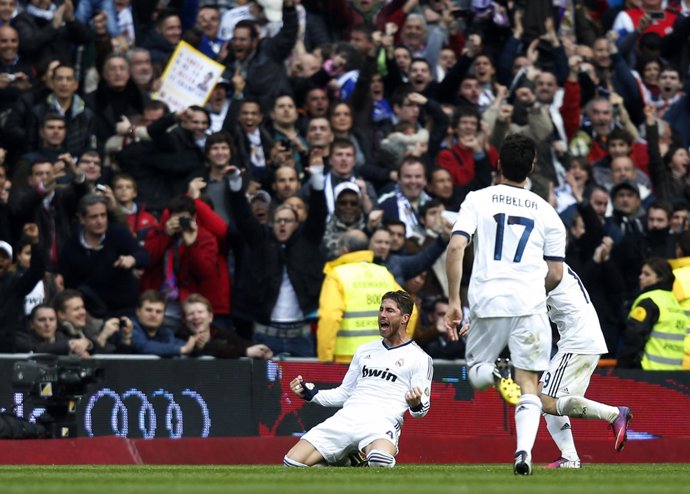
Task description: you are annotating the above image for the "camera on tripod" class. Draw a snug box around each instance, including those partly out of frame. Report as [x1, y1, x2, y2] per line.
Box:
[7, 356, 104, 439]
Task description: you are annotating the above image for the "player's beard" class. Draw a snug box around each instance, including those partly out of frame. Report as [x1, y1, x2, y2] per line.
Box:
[380, 320, 398, 339]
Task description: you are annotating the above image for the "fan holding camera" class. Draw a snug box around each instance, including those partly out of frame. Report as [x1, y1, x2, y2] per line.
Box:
[611, 1, 677, 40]
[163, 204, 199, 247]
[140, 195, 228, 333]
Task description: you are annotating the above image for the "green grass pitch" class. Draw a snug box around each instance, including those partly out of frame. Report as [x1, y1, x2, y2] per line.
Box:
[1, 464, 689, 494]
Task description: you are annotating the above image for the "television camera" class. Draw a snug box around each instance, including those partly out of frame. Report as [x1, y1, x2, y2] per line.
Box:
[4, 356, 104, 439]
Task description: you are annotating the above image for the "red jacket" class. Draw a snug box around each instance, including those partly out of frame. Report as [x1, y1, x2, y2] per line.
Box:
[140, 217, 230, 315]
[437, 143, 498, 187]
[625, 8, 677, 38]
[125, 205, 157, 243]
[588, 140, 650, 176]
[561, 80, 582, 142]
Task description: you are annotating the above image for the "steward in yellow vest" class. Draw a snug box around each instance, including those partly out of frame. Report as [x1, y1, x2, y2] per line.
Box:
[317, 231, 417, 363]
[668, 247, 690, 369]
[619, 257, 687, 370]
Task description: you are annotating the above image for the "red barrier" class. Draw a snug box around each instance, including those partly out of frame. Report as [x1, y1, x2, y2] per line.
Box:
[1, 435, 689, 465]
[0, 436, 139, 464]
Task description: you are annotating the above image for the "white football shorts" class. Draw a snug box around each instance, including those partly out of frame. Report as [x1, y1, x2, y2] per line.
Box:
[540, 351, 600, 398]
[301, 407, 400, 464]
[465, 313, 551, 372]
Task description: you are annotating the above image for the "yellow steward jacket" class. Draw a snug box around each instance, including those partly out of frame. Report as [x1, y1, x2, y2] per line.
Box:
[317, 250, 417, 363]
[631, 289, 687, 370]
[670, 260, 690, 369]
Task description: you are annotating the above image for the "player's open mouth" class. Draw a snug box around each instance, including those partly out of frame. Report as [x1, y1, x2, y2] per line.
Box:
[379, 321, 390, 329]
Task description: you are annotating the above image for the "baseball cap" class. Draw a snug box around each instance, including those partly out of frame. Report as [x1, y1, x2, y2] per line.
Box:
[250, 190, 272, 205]
[216, 77, 231, 88]
[610, 180, 640, 198]
[334, 181, 361, 199]
[0, 240, 12, 259]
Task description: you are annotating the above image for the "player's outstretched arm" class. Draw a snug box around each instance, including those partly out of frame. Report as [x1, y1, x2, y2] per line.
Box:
[445, 234, 468, 340]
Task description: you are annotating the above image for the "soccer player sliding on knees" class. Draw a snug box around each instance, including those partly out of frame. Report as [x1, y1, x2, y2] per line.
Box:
[283, 291, 433, 468]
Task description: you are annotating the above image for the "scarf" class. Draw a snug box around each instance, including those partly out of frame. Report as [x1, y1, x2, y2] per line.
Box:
[26, 3, 56, 21]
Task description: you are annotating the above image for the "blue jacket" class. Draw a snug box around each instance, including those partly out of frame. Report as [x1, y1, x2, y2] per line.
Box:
[382, 236, 447, 285]
[131, 319, 185, 357]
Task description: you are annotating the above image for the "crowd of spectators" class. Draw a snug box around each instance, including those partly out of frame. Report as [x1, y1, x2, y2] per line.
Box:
[1, 0, 689, 367]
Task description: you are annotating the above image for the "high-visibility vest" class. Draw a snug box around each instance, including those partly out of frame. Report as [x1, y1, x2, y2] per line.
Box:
[671, 266, 690, 369]
[333, 262, 398, 360]
[631, 289, 687, 370]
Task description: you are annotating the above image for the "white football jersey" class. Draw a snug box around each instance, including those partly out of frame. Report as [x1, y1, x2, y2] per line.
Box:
[453, 184, 566, 317]
[547, 263, 608, 354]
[313, 339, 433, 426]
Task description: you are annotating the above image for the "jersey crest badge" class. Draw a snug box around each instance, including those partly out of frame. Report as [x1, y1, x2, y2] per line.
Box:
[395, 359, 404, 367]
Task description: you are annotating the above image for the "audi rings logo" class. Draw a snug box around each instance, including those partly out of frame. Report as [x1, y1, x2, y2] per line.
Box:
[84, 387, 211, 439]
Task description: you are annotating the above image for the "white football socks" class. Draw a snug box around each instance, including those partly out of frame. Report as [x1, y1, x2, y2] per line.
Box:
[283, 456, 308, 467]
[367, 449, 396, 468]
[545, 414, 579, 461]
[515, 394, 542, 460]
[556, 395, 619, 422]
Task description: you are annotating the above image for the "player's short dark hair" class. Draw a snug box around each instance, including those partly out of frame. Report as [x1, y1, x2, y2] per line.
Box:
[382, 290, 414, 317]
[498, 134, 536, 182]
